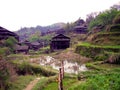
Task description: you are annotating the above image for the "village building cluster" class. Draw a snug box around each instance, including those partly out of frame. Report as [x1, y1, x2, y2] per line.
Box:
[0, 19, 89, 54]
[15, 41, 43, 54]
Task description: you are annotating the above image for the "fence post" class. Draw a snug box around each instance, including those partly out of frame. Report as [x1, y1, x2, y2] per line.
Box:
[58, 68, 63, 90]
[61, 61, 64, 79]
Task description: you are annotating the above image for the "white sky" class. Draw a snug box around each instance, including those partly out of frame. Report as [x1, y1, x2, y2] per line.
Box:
[0, 0, 120, 31]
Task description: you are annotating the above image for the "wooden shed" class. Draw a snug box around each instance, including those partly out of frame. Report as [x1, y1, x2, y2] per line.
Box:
[30, 42, 41, 50]
[15, 45, 29, 54]
[50, 34, 70, 51]
[74, 26, 88, 34]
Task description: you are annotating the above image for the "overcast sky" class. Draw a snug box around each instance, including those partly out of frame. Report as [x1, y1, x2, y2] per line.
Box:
[0, 0, 120, 31]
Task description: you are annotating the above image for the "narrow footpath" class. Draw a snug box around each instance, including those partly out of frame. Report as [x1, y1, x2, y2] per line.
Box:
[24, 78, 40, 90]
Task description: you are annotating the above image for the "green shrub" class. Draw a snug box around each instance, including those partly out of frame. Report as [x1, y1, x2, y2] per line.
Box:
[88, 8, 119, 30]
[0, 47, 10, 56]
[0, 69, 10, 90]
[4, 37, 18, 53]
[13, 61, 56, 76]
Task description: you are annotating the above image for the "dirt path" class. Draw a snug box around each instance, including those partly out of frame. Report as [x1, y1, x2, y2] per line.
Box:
[24, 78, 40, 90]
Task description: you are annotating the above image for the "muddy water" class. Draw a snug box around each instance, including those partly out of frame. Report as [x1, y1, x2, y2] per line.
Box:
[30, 56, 88, 74]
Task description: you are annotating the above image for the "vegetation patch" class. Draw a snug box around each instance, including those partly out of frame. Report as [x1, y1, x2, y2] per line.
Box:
[73, 72, 120, 90]
[72, 62, 120, 90]
[39, 75, 78, 90]
[75, 42, 120, 61]
[9, 75, 35, 90]
[12, 61, 57, 76]
[32, 76, 57, 90]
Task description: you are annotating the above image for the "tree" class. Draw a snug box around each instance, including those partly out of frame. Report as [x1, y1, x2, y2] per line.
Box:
[64, 22, 76, 33]
[5, 37, 18, 52]
[88, 8, 120, 30]
[86, 12, 98, 25]
[28, 31, 41, 42]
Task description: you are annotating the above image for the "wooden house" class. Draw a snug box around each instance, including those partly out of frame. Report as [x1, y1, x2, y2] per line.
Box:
[74, 26, 88, 34]
[30, 42, 41, 50]
[15, 45, 29, 54]
[50, 34, 70, 51]
[55, 28, 65, 34]
[0, 26, 19, 41]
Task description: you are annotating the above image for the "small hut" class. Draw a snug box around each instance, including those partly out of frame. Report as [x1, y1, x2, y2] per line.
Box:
[50, 34, 70, 51]
[30, 42, 41, 50]
[74, 26, 87, 34]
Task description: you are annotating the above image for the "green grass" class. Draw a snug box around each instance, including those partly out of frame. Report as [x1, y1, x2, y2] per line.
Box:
[42, 76, 78, 90]
[32, 74, 78, 90]
[33, 62, 120, 90]
[71, 62, 120, 90]
[72, 72, 120, 90]
[9, 75, 35, 90]
[43, 82, 58, 90]
[68, 81, 83, 90]
[32, 76, 57, 90]
[12, 61, 57, 76]
[78, 42, 120, 49]
[76, 42, 120, 61]
[86, 61, 120, 71]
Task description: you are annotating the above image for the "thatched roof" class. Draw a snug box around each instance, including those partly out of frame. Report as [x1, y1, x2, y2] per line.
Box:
[0, 26, 19, 40]
[74, 26, 87, 29]
[52, 34, 70, 41]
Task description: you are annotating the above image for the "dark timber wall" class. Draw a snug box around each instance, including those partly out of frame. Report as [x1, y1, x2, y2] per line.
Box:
[50, 34, 70, 51]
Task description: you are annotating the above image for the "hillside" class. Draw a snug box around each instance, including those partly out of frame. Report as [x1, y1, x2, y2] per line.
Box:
[75, 8, 120, 64]
[15, 23, 66, 41]
[86, 24, 120, 45]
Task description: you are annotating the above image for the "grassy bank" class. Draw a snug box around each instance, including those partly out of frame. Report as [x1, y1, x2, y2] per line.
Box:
[75, 42, 120, 61]
[9, 75, 35, 90]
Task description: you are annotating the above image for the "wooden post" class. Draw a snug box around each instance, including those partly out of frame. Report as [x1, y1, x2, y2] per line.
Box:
[58, 68, 63, 90]
[61, 61, 64, 79]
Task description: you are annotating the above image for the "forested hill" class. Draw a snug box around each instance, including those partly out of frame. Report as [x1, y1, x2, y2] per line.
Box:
[15, 22, 65, 41]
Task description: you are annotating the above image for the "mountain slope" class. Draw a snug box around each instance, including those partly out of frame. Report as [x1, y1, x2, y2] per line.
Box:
[15, 23, 66, 41]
